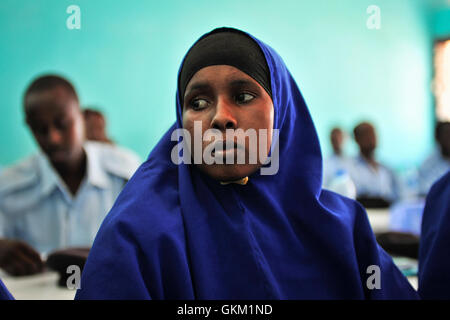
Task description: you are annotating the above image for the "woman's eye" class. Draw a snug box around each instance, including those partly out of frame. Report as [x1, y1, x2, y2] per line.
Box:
[190, 98, 209, 110]
[235, 93, 255, 104]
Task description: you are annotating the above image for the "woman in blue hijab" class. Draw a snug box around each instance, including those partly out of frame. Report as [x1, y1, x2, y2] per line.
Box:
[418, 170, 450, 299]
[75, 27, 418, 299]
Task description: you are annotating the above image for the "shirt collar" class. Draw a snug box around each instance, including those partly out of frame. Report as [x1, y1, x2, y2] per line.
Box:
[84, 142, 111, 189]
[357, 154, 371, 165]
[37, 142, 111, 197]
[37, 152, 60, 197]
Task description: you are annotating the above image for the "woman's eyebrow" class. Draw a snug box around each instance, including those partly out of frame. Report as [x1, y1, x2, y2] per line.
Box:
[229, 79, 260, 90]
[184, 82, 211, 98]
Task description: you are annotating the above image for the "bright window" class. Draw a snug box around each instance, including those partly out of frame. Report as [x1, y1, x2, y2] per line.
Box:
[433, 39, 450, 121]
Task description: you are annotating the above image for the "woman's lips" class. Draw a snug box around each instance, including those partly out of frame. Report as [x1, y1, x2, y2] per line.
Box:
[210, 140, 244, 158]
[212, 147, 237, 157]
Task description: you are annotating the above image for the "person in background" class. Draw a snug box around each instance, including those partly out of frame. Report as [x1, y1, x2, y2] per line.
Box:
[418, 121, 450, 196]
[83, 108, 114, 144]
[418, 170, 450, 299]
[348, 122, 399, 206]
[0, 75, 141, 276]
[83, 107, 141, 167]
[323, 127, 356, 198]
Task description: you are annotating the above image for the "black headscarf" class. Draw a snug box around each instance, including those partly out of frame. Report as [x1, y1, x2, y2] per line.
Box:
[178, 27, 272, 103]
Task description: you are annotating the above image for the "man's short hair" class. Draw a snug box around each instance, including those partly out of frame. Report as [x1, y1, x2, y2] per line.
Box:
[23, 74, 79, 106]
[330, 127, 342, 136]
[83, 108, 105, 120]
[353, 121, 373, 139]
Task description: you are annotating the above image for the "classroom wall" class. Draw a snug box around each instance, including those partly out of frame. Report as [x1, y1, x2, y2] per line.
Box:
[0, 0, 444, 171]
[431, 4, 450, 38]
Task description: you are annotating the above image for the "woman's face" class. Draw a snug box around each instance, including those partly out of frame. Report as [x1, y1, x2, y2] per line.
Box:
[182, 65, 274, 181]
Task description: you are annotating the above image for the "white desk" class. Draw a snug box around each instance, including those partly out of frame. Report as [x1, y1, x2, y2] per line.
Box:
[406, 276, 418, 290]
[1, 271, 76, 300]
[366, 208, 391, 233]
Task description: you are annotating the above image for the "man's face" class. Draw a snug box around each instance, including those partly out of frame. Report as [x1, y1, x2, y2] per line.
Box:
[85, 113, 108, 142]
[182, 65, 274, 181]
[355, 124, 377, 155]
[331, 129, 344, 154]
[25, 86, 85, 166]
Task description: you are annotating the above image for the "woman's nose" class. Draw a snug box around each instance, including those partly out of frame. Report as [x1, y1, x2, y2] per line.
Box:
[210, 98, 237, 131]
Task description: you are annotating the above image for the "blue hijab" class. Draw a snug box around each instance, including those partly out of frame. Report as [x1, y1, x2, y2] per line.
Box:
[418, 170, 450, 299]
[75, 28, 418, 299]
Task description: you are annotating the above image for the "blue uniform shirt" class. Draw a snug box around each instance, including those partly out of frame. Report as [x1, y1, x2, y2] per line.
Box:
[418, 148, 450, 196]
[347, 156, 400, 202]
[0, 141, 141, 254]
[323, 154, 351, 188]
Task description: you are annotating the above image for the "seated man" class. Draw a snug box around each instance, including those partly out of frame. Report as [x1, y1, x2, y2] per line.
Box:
[348, 122, 399, 207]
[323, 127, 348, 185]
[0, 75, 141, 276]
[83, 108, 114, 144]
[418, 121, 450, 196]
[323, 127, 356, 198]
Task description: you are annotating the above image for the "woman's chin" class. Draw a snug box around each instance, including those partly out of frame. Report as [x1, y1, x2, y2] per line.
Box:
[195, 163, 261, 182]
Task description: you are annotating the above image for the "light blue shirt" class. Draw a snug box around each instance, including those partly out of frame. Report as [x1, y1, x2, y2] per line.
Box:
[347, 155, 399, 202]
[0, 142, 141, 254]
[323, 154, 351, 188]
[418, 148, 450, 196]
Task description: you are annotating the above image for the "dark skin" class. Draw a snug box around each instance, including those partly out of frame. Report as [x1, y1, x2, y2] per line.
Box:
[182, 65, 274, 181]
[0, 86, 86, 276]
[84, 111, 112, 144]
[330, 128, 344, 156]
[25, 86, 87, 195]
[354, 122, 378, 169]
[0, 240, 44, 276]
[437, 122, 450, 159]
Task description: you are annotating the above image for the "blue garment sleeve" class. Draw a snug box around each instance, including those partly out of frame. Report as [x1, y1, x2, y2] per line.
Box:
[322, 190, 419, 299]
[74, 180, 195, 300]
[74, 218, 153, 299]
[0, 279, 14, 300]
[418, 170, 450, 299]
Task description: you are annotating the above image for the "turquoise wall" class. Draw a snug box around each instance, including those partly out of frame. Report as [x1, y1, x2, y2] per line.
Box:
[431, 3, 450, 38]
[0, 0, 445, 171]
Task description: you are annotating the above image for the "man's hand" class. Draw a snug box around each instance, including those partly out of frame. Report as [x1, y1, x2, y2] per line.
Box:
[0, 239, 44, 276]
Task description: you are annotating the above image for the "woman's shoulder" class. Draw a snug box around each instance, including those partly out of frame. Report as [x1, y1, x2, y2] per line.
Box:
[98, 156, 182, 243]
[319, 189, 364, 216]
[318, 188, 369, 231]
